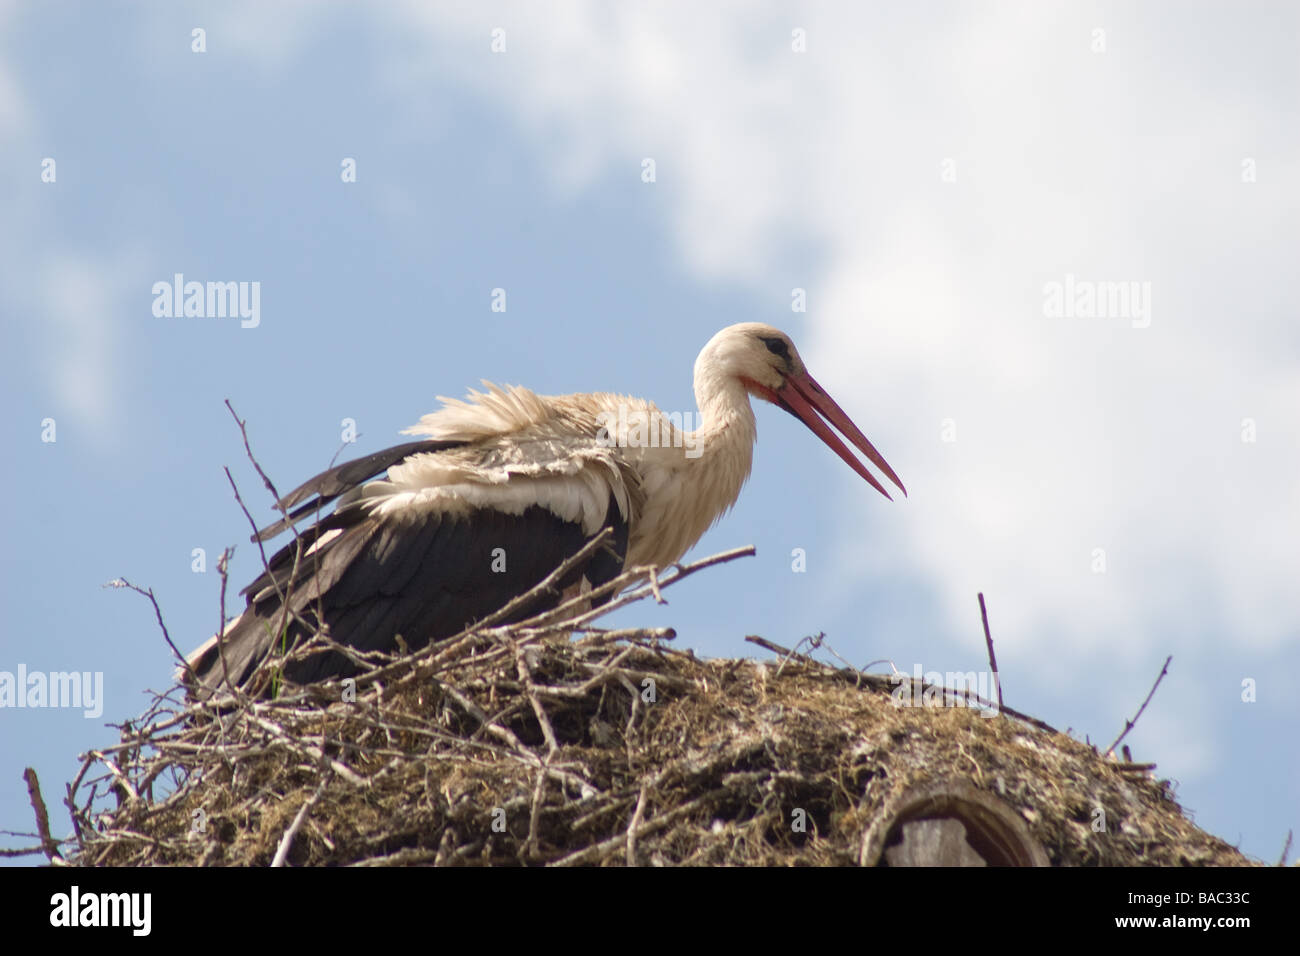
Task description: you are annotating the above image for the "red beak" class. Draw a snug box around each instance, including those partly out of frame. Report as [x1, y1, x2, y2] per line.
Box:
[748, 371, 906, 501]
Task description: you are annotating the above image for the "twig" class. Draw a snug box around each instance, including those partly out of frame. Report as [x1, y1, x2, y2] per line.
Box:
[978, 592, 1003, 710]
[523, 546, 756, 635]
[440, 684, 529, 752]
[746, 634, 817, 671]
[244, 714, 365, 786]
[222, 457, 279, 593]
[523, 769, 547, 863]
[626, 783, 648, 866]
[104, 578, 196, 684]
[0, 844, 50, 858]
[647, 567, 666, 605]
[860, 658, 902, 675]
[351, 544, 751, 693]
[472, 528, 614, 631]
[214, 547, 236, 699]
[550, 787, 730, 867]
[1278, 830, 1292, 868]
[514, 643, 560, 756]
[223, 401, 320, 699]
[743, 634, 1060, 735]
[63, 782, 84, 845]
[271, 777, 329, 867]
[1105, 655, 1173, 757]
[90, 751, 140, 803]
[222, 464, 312, 694]
[802, 632, 861, 686]
[574, 627, 676, 647]
[225, 399, 285, 510]
[23, 768, 61, 863]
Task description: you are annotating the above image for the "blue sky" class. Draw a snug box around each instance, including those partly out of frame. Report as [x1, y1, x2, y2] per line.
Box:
[2, 1, 1296, 865]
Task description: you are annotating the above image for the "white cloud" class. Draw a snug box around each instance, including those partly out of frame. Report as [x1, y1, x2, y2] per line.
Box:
[38, 252, 143, 432]
[0, 30, 140, 434]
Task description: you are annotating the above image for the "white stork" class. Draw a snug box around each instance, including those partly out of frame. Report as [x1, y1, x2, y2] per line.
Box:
[183, 322, 904, 696]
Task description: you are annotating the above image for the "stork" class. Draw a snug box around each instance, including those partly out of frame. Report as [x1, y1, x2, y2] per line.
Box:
[183, 322, 904, 696]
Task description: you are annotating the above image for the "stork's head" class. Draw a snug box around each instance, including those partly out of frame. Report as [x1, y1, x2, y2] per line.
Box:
[697, 322, 906, 500]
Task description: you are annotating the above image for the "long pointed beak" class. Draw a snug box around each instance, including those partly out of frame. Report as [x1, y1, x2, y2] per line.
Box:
[755, 371, 906, 501]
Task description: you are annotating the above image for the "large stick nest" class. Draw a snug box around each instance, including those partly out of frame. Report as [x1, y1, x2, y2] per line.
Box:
[48, 546, 1249, 868]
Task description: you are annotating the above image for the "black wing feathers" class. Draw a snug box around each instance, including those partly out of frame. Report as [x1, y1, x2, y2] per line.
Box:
[189, 439, 629, 697]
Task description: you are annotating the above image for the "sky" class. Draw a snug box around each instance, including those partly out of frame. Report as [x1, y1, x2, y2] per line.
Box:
[1, 1, 1296, 865]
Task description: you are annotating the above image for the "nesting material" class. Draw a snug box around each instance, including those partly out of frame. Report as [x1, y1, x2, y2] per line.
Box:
[56, 551, 1249, 867]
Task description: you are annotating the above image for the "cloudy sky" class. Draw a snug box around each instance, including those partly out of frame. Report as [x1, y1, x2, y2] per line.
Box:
[1, 1, 1296, 864]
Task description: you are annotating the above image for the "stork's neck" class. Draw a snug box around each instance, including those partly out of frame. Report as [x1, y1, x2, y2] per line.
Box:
[624, 368, 757, 568]
[694, 365, 757, 451]
[682, 364, 757, 520]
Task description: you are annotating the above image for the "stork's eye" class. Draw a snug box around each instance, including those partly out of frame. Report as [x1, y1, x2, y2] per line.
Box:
[761, 337, 790, 360]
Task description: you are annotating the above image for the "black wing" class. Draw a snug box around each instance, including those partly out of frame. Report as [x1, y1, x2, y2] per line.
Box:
[187, 441, 629, 697]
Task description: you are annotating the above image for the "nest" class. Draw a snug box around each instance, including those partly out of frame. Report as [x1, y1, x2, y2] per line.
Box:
[29, 553, 1243, 868]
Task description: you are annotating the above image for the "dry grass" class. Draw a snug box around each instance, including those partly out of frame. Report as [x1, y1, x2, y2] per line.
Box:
[43, 557, 1249, 868]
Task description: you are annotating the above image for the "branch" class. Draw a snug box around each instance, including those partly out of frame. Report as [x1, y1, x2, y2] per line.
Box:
[1105, 655, 1172, 757]
[978, 592, 1003, 710]
[23, 768, 62, 863]
[271, 777, 330, 867]
[225, 399, 285, 510]
[103, 578, 196, 685]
